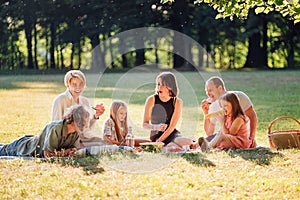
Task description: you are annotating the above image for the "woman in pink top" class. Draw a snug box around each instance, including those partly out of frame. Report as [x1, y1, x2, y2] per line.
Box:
[199, 92, 251, 151]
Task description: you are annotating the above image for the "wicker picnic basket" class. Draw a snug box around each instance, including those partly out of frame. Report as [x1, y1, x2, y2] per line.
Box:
[268, 116, 300, 149]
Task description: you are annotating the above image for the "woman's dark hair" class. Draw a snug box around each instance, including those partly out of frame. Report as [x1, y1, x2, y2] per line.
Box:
[220, 92, 244, 121]
[155, 72, 179, 97]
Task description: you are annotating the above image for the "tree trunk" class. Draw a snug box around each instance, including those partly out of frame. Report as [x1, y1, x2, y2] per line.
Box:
[169, 0, 193, 70]
[122, 54, 128, 69]
[135, 49, 145, 66]
[78, 39, 82, 69]
[287, 21, 295, 69]
[90, 34, 106, 72]
[119, 38, 128, 69]
[50, 22, 56, 69]
[33, 22, 38, 69]
[155, 49, 159, 64]
[24, 17, 34, 69]
[262, 16, 268, 68]
[244, 13, 267, 69]
[60, 45, 64, 69]
[55, 44, 60, 69]
[173, 33, 185, 69]
[45, 28, 49, 69]
[108, 33, 115, 69]
[198, 47, 204, 68]
[10, 29, 15, 69]
[71, 43, 75, 69]
[244, 32, 264, 69]
[134, 33, 145, 67]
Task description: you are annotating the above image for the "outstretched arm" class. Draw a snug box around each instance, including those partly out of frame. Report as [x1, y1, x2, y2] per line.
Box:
[103, 135, 124, 146]
[44, 148, 77, 158]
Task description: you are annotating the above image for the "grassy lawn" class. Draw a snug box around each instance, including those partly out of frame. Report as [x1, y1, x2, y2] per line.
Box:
[0, 70, 299, 199]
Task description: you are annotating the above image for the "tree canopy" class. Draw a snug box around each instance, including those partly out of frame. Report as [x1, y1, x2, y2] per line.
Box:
[163, 0, 300, 23]
[0, 1, 299, 72]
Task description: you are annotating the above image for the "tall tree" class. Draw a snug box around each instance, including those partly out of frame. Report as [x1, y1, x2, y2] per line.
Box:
[243, 11, 268, 69]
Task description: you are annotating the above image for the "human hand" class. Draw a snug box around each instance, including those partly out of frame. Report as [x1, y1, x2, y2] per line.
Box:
[201, 98, 211, 114]
[153, 123, 168, 132]
[249, 137, 257, 148]
[68, 148, 77, 157]
[93, 103, 105, 118]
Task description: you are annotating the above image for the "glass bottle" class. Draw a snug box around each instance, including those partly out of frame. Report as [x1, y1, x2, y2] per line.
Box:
[125, 126, 134, 148]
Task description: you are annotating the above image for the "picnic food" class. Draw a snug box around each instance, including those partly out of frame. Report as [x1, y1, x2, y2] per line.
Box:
[207, 98, 212, 105]
[205, 109, 226, 119]
[140, 142, 164, 152]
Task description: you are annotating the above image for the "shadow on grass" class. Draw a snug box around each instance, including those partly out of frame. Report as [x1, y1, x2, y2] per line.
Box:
[181, 153, 216, 167]
[46, 156, 105, 175]
[43, 151, 216, 173]
[224, 147, 284, 166]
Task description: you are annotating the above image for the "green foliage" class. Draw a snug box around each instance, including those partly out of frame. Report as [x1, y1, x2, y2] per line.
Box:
[191, 0, 300, 23]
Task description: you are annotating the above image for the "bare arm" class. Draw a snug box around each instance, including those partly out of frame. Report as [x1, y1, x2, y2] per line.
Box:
[244, 106, 258, 139]
[204, 119, 216, 136]
[103, 135, 124, 146]
[221, 117, 244, 135]
[44, 148, 77, 158]
[143, 95, 155, 129]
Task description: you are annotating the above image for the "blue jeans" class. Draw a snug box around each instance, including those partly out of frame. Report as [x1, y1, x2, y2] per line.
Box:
[0, 135, 33, 156]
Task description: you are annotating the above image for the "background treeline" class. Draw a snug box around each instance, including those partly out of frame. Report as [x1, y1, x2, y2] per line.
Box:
[0, 0, 299, 72]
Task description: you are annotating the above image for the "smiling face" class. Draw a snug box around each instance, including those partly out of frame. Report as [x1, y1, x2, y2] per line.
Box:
[205, 81, 224, 102]
[68, 77, 85, 99]
[219, 99, 232, 115]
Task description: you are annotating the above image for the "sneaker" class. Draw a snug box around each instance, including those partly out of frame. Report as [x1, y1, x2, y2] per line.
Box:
[198, 137, 210, 152]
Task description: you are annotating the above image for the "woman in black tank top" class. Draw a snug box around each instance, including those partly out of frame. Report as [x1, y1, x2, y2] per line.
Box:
[143, 72, 197, 151]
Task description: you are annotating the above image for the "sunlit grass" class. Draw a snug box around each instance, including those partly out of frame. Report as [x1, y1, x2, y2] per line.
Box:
[0, 70, 300, 199]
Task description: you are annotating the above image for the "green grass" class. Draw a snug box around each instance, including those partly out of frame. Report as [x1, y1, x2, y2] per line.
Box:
[0, 70, 300, 199]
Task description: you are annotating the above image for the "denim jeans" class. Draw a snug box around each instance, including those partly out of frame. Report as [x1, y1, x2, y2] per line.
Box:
[0, 135, 34, 156]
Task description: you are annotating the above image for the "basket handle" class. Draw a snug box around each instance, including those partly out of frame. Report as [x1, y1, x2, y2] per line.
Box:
[268, 116, 300, 135]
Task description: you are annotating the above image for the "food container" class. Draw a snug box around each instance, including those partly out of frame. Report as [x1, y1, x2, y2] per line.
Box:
[139, 142, 164, 152]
